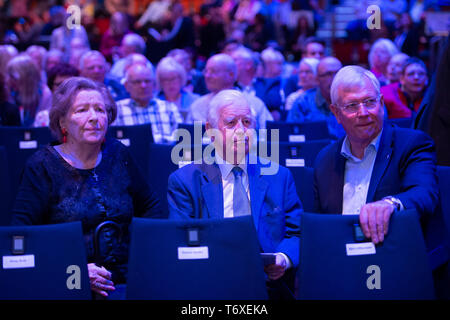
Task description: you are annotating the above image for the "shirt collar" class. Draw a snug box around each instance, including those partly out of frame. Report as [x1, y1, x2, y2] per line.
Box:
[341, 128, 383, 162]
[215, 152, 248, 179]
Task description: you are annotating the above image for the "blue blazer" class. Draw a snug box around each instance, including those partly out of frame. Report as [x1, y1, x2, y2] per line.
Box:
[313, 124, 439, 219]
[167, 160, 302, 267]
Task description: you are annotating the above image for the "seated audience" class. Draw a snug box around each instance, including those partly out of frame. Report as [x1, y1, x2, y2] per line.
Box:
[287, 56, 345, 139]
[386, 52, 409, 84]
[11, 77, 163, 298]
[99, 11, 131, 63]
[79, 50, 128, 101]
[113, 63, 182, 143]
[6, 55, 52, 127]
[381, 57, 428, 118]
[186, 53, 272, 130]
[285, 57, 320, 111]
[168, 89, 302, 299]
[155, 57, 199, 122]
[368, 38, 399, 86]
[314, 65, 438, 244]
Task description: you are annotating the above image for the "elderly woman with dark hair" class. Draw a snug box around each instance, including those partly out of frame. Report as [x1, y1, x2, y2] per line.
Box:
[11, 77, 163, 299]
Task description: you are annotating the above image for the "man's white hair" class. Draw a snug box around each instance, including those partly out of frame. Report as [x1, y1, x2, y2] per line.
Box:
[299, 57, 320, 76]
[207, 89, 255, 128]
[368, 38, 399, 68]
[330, 65, 380, 106]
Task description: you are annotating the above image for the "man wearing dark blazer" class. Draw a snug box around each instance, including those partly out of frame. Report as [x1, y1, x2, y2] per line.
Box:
[314, 65, 438, 244]
[168, 89, 302, 298]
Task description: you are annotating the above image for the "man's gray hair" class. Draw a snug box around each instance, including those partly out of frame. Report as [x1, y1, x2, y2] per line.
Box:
[209, 53, 237, 81]
[330, 65, 380, 106]
[122, 33, 146, 54]
[78, 50, 106, 71]
[207, 89, 255, 128]
[124, 62, 155, 83]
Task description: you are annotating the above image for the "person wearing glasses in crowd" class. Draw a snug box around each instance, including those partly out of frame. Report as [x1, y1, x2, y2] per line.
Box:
[381, 57, 428, 119]
[313, 65, 438, 244]
[286, 56, 345, 139]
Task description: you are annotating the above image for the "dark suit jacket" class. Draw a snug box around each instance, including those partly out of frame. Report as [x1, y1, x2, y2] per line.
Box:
[167, 160, 302, 267]
[313, 124, 439, 219]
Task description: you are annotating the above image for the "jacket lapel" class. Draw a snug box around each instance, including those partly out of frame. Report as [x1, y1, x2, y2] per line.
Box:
[367, 125, 394, 202]
[333, 141, 346, 213]
[200, 163, 224, 219]
[248, 163, 268, 229]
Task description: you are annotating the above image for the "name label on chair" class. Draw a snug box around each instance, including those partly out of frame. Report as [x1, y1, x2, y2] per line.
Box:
[288, 135, 305, 143]
[2, 254, 35, 269]
[346, 243, 376, 256]
[19, 140, 38, 149]
[177, 246, 209, 260]
[285, 158, 305, 167]
[118, 139, 130, 147]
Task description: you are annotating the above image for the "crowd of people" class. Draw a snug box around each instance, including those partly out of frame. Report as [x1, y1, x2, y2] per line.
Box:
[1, 0, 449, 300]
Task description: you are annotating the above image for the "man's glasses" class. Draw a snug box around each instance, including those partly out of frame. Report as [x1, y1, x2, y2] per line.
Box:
[340, 96, 380, 114]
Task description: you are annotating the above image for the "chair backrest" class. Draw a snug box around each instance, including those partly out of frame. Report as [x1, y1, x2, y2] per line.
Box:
[263, 140, 331, 168]
[126, 216, 268, 300]
[437, 166, 450, 256]
[266, 121, 331, 142]
[422, 166, 450, 270]
[106, 124, 153, 177]
[288, 166, 315, 212]
[298, 210, 435, 299]
[0, 146, 13, 226]
[0, 222, 91, 299]
[0, 126, 53, 199]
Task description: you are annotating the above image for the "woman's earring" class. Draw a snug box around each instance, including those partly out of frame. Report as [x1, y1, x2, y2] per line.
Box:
[61, 128, 67, 143]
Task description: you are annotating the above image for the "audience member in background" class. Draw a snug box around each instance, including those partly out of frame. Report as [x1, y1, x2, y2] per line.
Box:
[186, 53, 272, 130]
[0, 45, 19, 78]
[11, 77, 163, 299]
[108, 33, 147, 81]
[33, 63, 80, 127]
[167, 48, 208, 95]
[26, 45, 48, 84]
[100, 11, 131, 63]
[314, 65, 438, 244]
[68, 37, 91, 70]
[285, 57, 320, 111]
[0, 72, 21, 126]
[302, 37, 326, 60]
[368, 38, 399, 86]
[79, 50, 128, 101]
[6, 55, 52, 127]
[44, 49, 64, 75]
[155, 57, 199, 122]
[386, 52, 409, 84]
[287, 56, 345, 139]
[381, 57, 428, 119]
[113, 63, 182, 143]
[260, 47, 297, 120]
[47, 63, 80, 93]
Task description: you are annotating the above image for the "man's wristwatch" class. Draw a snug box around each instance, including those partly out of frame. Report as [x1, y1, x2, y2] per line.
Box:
[382, 196, 402, 211]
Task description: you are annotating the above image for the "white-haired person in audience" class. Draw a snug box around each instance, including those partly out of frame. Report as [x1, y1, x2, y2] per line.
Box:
[112, 63, 182, 143]
[368, 38, 399, 86]
[386, 52, 409, 84]
[79, 50, 128, 101]
[26, 45, 48, 84]
[155, 56, 199, 122]
[109, 33, 147, 81]
[186, 53, 272, 129]
[168, 89, 302, 300]
[285, 57, 320, 111]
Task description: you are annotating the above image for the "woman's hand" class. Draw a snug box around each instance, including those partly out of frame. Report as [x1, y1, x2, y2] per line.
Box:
[88, 263, 115, 297]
